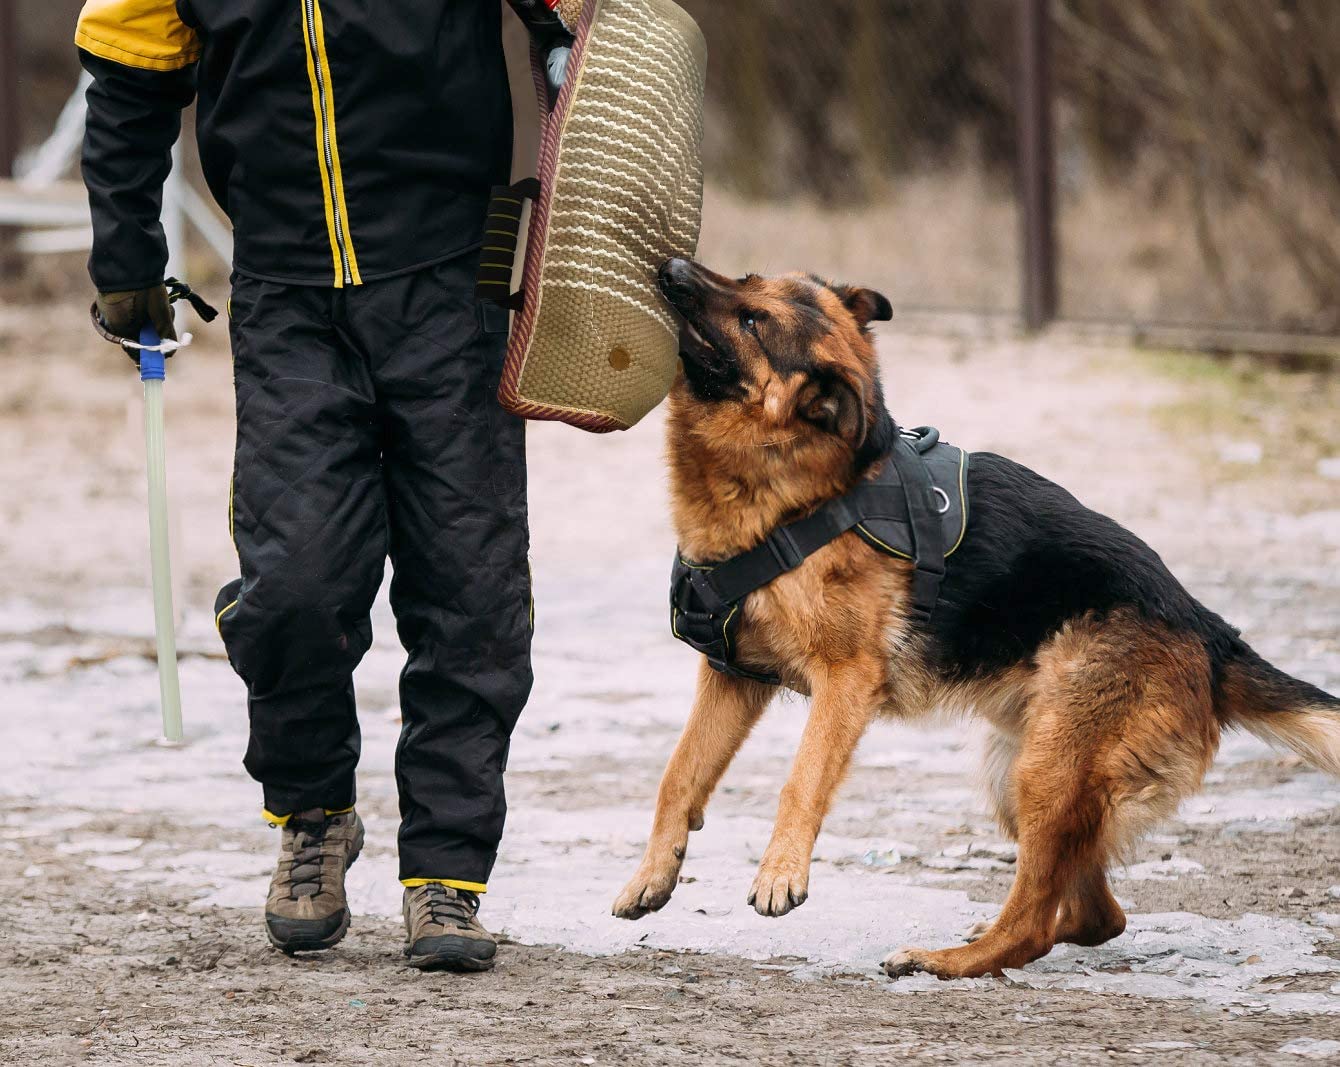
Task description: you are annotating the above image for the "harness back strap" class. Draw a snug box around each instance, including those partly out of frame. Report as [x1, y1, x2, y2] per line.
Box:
[887, 433, 946, 621]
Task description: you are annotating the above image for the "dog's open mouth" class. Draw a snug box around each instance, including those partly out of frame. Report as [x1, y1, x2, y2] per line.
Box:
[679, 316, 717, 361]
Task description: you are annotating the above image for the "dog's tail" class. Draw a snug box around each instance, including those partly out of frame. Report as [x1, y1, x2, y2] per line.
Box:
[1217, 646, 1340, 776]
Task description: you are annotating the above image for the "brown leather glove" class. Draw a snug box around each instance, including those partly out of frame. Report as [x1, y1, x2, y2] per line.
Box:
[93, 284, 178, 360]
[90, 278, 217, 362]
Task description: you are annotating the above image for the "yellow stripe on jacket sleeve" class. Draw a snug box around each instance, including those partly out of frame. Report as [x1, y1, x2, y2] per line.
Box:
[75, 0, 201, 72]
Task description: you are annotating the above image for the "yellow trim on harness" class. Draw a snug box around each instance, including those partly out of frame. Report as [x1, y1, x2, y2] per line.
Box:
[75, 0, 201, 72]
[672, 557, 736, 653]
[855, 450, 971, 560]
[401, 878, 488, 894]
[947, 448, 969, 554]
[299, 0, 361, 286]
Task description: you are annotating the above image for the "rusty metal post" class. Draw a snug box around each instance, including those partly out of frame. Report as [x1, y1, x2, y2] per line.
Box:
[0, 1, 19, 279]
[0, 0, 17, 179]
[1016, 0, 1057, 331]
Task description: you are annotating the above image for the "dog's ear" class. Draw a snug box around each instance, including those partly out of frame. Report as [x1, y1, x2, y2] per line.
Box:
[801, 370, 868, 449]
[833, 285, 893, 328]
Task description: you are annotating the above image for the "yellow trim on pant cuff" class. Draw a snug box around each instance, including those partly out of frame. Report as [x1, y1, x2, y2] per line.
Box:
[263, 805, 354, 828]
[402, 878, 487, 894]
[214, 598, 238, 634]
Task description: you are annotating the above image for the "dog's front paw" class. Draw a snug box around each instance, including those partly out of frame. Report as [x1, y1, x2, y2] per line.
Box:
[881, 946, 929, 979]
[612, 863, 680, 920]
[747, 861, 809, 917]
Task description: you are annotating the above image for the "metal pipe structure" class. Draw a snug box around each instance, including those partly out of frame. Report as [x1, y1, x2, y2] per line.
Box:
[1016, 0, 1058, 332]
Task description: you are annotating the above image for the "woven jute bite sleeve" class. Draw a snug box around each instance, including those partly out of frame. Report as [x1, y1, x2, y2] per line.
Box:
[486, 0, 707, 433]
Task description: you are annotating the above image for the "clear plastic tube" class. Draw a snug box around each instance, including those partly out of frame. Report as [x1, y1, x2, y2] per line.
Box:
[141, 366, 183, 743]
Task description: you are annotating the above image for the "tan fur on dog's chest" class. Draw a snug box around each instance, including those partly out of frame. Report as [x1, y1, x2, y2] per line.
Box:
[726, 536, 914, 696]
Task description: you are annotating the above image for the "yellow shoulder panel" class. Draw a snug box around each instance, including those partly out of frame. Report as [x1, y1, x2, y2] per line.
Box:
[75, 0, 201, 72]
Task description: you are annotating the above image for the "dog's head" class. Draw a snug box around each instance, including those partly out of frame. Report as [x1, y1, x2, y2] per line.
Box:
[659, 258, 896, 473]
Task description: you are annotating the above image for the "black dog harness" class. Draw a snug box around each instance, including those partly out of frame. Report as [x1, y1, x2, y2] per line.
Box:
[670, 427, 969, 685]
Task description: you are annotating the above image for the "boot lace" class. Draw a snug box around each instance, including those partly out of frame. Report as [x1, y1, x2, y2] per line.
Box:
[284, 816, 333, 900]
[422, 883, 480, 928]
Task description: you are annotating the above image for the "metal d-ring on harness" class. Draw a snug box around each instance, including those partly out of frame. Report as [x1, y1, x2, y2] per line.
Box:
[669, 426, 970, 685]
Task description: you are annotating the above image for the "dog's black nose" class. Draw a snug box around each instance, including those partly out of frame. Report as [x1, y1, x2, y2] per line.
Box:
[658, 257, 698, 301]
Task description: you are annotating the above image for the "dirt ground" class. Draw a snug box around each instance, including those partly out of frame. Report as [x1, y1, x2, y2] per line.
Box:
[1, 298, 1338, 1065]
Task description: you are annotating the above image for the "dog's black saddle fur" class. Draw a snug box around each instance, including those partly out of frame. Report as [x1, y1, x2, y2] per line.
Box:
[671, 427, 969, 685]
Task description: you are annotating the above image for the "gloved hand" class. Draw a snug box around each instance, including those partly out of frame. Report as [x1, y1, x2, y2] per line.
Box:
[507, 0, 576, 104]
[92, 284, 177, 361]
[90, 277, 218, 362]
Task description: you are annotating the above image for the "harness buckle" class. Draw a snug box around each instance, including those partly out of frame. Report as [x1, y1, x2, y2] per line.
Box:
[687, 568, 728, 615]
[765, 527, 805, 572]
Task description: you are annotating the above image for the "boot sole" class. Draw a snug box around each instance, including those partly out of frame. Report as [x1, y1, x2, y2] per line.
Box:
[266, 827, 364, 956]
[405, 948, 497, 973]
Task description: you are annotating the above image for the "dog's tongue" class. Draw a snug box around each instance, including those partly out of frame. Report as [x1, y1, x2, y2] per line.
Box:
[681, 319, 712, 351]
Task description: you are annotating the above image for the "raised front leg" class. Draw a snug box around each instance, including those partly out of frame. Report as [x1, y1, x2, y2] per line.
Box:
[612, 661, 774, 919]
[749, 656, 882, 917]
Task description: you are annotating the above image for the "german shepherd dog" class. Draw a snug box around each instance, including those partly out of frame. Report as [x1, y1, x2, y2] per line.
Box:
[611, 257, 1340, 980]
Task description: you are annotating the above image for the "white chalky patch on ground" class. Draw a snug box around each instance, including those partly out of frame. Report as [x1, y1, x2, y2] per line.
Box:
[55, 836, 144, 855]
[1115, 856, 1206, 881]
[4, 594, 1337, 1018]
[85, 854, 145, 872]
[1179, 782, 1340, 825]
[1281, 1037, 1340, 1058]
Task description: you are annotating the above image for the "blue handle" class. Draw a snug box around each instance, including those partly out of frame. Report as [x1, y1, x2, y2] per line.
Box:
[139, 324, 166, 382]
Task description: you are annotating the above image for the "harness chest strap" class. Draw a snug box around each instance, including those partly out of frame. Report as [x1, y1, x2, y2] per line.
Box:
[687, 433, 951, 622]
[671, 428, 967, 686]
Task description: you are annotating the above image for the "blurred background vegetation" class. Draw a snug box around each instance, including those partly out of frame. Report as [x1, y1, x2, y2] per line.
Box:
[7, 0, 1340, 337]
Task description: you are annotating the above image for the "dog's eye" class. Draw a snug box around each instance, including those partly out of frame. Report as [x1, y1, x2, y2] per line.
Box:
[739, 310, 762, 334]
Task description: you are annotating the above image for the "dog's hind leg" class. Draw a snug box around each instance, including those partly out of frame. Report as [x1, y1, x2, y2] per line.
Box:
[748, 654, 883, 917]
[962, 728, 1024, 944]
[965, 729, 1124, 947]
[613, 661, 774, 919]
[887, 614, 1217, 979]
[887, 709, 1102, 978]
[1054, 866, 1126, 946]
[971, 865, 1127, 947]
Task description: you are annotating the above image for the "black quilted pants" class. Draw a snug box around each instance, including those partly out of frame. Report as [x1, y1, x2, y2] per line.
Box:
[214, 253, 531, 889]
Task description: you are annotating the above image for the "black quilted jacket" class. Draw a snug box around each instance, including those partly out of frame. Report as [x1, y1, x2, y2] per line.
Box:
[77, 0, 525, 289]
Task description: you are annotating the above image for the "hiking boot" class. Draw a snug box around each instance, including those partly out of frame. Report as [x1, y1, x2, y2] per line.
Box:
[264, 808, 364, 954]
[403, 884, 497, 971]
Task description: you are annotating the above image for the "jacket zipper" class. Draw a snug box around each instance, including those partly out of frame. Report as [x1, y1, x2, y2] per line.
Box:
[300, 0, 357, 286]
